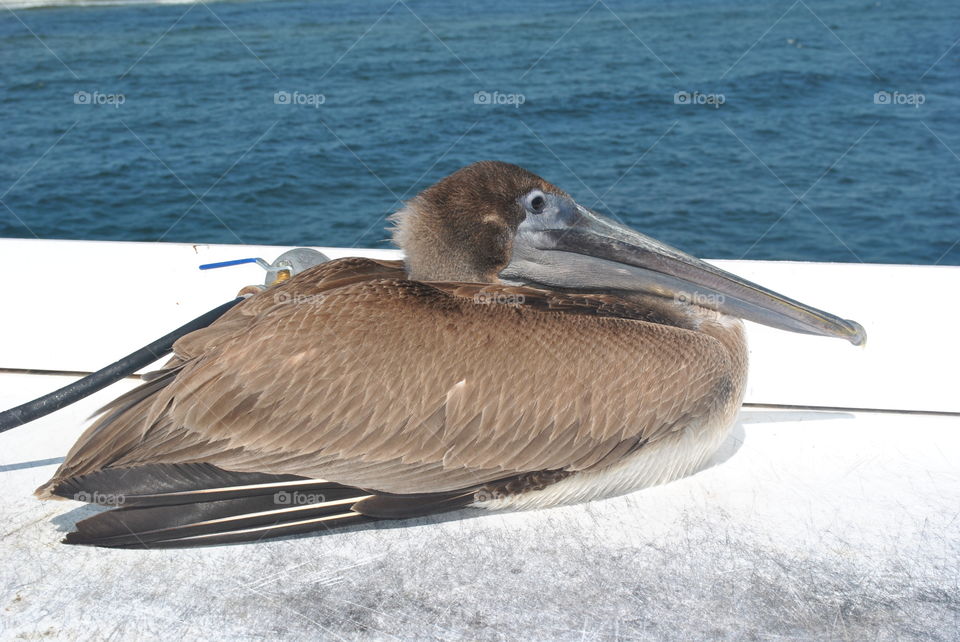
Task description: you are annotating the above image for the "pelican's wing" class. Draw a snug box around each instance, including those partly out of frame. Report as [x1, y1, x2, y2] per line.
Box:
[42, 258, 738, 496]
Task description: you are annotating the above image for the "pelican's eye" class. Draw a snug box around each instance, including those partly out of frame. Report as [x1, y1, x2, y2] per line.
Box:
[523, 190, 549, 214]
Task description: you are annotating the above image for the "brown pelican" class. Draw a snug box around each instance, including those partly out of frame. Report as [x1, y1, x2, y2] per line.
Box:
[37, 161, 864, 547]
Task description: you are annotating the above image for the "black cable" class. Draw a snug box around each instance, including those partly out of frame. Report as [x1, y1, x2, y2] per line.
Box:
[0, 297, 245, 434]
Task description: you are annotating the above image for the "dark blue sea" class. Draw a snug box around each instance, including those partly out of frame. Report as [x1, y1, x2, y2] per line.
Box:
[1, 0, 958, 264]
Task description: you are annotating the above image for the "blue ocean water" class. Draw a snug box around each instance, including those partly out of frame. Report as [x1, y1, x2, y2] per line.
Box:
[1, 0, 957, 264]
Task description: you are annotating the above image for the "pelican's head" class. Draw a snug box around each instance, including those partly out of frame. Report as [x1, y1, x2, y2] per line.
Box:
[390, 161, 865, 345]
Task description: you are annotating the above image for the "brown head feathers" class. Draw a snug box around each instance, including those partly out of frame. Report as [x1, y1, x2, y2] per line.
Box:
[390, 161, 568, 283]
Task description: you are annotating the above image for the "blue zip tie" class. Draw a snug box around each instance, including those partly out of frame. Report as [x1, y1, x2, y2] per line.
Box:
[199, 258, 268, 270]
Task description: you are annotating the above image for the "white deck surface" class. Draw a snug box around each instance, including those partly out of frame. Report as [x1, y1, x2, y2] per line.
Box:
[1, 239, 958, 640]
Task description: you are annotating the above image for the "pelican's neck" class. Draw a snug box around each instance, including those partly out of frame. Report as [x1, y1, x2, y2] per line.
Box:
[389, 203, 501, 283]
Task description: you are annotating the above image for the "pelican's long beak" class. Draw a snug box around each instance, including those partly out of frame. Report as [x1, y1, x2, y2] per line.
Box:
[502, 195, 866, 345]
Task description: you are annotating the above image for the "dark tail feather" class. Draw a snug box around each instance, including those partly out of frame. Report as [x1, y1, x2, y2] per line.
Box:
[57, 463, 478, 548]
[106, 511, 377, 548]
[65, 491, 377, 548]
[353, 492, 475, 518]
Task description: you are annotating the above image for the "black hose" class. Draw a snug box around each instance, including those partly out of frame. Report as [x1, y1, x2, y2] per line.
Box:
[0, 297, 245, 434]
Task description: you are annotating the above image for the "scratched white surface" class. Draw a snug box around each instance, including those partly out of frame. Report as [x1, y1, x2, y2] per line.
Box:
[1, 240, 958, 639]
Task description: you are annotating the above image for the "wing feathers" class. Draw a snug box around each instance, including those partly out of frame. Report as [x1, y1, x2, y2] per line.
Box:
[42, 257, 742, 501]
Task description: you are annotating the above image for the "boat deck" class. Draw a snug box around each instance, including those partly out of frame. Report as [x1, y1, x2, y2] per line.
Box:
[1, 239, 957, 639]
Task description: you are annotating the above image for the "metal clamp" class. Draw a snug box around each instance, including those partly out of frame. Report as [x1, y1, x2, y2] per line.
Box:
[199, 248, 330, 286]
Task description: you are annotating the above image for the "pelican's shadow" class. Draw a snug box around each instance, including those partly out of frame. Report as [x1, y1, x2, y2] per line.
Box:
[703, 407, 854, 471]
[51, 502, 111, 532]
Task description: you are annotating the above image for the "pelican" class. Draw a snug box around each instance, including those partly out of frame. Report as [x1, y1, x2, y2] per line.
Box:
[37, 161, 864, 547]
